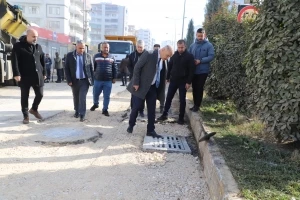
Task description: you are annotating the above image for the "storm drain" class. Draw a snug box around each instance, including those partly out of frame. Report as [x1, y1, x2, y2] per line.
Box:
[142, 135, 191, 154]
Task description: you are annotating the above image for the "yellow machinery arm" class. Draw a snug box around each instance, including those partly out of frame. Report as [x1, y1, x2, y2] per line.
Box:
[0, 0, 29, 40]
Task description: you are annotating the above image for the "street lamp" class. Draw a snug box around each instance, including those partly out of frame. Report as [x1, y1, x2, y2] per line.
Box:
[165, 17, 181, 50]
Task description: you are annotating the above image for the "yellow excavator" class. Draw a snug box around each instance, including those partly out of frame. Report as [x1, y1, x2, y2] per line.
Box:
[0, 0, 29, 86]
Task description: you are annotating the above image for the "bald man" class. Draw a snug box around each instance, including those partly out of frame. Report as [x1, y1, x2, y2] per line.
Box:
[12, 29, 46, 124]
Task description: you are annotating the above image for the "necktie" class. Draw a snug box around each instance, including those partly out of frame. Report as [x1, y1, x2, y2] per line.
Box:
[79, 55, 84, 79]
[155, 58, 161, 88]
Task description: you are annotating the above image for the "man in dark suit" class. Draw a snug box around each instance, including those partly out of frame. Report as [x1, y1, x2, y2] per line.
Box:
[126, 45, 174, 138]
[65, 40, 94, 122]
[11, 29, 46, 124]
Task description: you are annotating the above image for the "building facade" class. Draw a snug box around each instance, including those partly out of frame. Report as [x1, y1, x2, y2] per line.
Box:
[90, 3, 128, 46]
[136, 29, 152, 50]
[10, 0, 91, 56]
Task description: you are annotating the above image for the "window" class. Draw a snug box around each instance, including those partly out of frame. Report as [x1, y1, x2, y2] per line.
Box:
[48, 21, 60, 29]
[49, 7, 60, 15]
[28, 6, 39, 14]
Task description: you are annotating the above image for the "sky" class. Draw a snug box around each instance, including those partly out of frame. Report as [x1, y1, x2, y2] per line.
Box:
[91, 0, 207, 43]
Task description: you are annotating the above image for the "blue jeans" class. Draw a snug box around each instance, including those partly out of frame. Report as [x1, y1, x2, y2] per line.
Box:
[93, 80, 112, 111]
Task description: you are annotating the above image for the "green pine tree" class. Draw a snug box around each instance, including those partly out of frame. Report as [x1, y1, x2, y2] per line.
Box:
[185, 19, 194, 49]
[205, 0, 225, 19]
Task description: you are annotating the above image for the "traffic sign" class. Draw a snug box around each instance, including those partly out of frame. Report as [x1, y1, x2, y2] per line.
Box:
[237, 5, 258, 23]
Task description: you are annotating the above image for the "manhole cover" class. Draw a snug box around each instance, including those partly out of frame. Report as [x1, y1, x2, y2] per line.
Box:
[142, 135, 191, 154]
[32, 126, 102, 146]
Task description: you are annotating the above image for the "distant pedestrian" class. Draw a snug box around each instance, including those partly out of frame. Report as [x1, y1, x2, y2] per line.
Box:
[119, 54, 129, 86]
[54, 52, 63, 83]
[44, 53, 52, 83]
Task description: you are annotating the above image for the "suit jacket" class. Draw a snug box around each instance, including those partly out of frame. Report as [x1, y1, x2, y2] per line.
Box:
[65, 51, 94, 86]
[127, 50, 159, 99]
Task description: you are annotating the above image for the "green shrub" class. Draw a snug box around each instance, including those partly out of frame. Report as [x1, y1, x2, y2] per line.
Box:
[204, 3, 252, 112]
[245, 0, 300, 141]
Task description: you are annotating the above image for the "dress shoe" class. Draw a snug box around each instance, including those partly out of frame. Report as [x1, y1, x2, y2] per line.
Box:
[80, 115, 86, 122]
[157, 114, 168, 121]
[139, 112, 145, 118]
[127, 126, 133, 133]
[23, 116, 29, 124]
[102, 110, 109, 116]
[74, 112, 79, 118]
[177, 118, 184, 125]
[29, 109, 43, 119]
[90, 104, 99, 111]
[191, 107, 199, 112]
[189, 106, 195, 111]
[55, 81, 61, 83]
[120, 84, 125, 86]
[146, 131, 163, 139]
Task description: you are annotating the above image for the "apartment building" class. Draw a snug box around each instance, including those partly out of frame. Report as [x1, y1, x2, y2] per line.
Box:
[10, 0, 91, 56]
[136, 29, 153, 50]
[90, 3, 128, 46]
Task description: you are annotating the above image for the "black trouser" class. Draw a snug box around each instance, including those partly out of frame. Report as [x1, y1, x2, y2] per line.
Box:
[163, 81, 187, 119]
[121, 72, 127, 85]
[71, 79, 89, 117]
[192, 73, 208, 108]
[46, 67, 51, 80]
[130, 94, 145, 113]
[56, 69, 62, 82]
[129, 85, 157, 132]
[20, 85, 44, 117]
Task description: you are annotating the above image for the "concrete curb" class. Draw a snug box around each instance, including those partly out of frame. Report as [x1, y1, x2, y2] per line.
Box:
[185, 100, 242, 200]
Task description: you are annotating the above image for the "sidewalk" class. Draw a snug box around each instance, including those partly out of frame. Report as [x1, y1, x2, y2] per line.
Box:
[0, 81, 211, 200]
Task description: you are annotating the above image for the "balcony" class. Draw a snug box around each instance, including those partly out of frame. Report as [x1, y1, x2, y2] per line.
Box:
[70, 30, 83, 40]
[70, 18, 83, 28]
[70, 4, 83, 16]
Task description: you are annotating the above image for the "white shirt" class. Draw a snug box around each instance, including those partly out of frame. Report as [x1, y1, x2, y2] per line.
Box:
[151, 53, 162, 85]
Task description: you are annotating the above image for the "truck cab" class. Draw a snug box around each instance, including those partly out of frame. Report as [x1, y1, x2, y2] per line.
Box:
[98, 35, 136, 78]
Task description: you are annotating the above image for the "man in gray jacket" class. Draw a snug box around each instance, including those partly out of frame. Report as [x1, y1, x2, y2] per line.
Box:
[126, 45, 173, 138]
[54, 52, 63, 83]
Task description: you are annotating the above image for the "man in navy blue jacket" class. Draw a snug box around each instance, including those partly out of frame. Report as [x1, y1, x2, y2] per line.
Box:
[189, 28, 215, 112]
[90, 42, 117, 116]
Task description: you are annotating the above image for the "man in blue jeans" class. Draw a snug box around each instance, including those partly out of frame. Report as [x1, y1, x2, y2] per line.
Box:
[90, 42, 117, 116]
[157, 40, 195, 124]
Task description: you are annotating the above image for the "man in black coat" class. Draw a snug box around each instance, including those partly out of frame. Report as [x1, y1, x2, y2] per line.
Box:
[12, 29, 46, 124]
[128, 40, 146, 117]
[65, 40, 94, 122]
[157, 40, 195, 124]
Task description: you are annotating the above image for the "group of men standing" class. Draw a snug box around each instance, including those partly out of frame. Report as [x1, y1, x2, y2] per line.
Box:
[11, 28, 215, 139]
[44, 52, 67, 83]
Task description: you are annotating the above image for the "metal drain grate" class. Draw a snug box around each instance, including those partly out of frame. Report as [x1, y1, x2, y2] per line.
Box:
[142, 135, 191, 154]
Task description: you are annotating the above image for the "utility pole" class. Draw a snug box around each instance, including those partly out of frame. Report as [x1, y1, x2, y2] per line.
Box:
[82, 0, 92, 42]
[181, 0, 186, 39]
